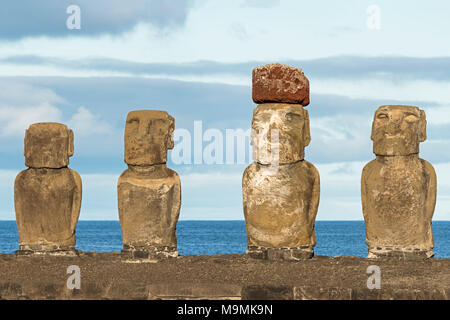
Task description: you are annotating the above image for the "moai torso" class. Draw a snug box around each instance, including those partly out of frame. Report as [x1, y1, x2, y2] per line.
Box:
[14, 123, 82, 253]
[243, 64, 319, 261]
[243, 160, 319, 248]
[118, 110, 181, 259]
[362, 156, 435, 249]
[118, 165, 180, 248]
[361, 105, 436, 258]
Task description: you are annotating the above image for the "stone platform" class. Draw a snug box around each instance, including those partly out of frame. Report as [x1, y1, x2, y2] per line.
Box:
[0, 253, 448, 300]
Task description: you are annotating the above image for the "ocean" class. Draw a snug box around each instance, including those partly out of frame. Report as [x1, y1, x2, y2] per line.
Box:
[0, 221, 448, 258]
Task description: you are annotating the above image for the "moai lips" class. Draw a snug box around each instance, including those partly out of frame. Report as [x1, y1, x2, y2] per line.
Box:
[361, 105, 436, 259]
[243, 64, 319, 261]
[14, 123, 82, 254]
[118, 110, 181, 260]
[252, 63, 310, 105]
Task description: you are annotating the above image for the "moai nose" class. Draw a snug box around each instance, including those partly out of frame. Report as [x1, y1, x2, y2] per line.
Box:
[391, 111, 403, 122]
[137, 121, 148, 138]
[267, 124, 273, 142]
[267, 119, 280, 143]
[386, 113, 402, 135]
[386, 122, 401, 135]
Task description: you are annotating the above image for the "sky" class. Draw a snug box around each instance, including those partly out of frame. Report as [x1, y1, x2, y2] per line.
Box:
[0, 0, 449, 220]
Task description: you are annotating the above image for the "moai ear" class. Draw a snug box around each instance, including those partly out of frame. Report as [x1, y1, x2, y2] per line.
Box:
[166, 115, 175, 150]
[418, 109, 427, 142]
[24, 128, 29, 158]
[370, 111, 377, 141]
[68, 129, 74, 157]
[303, 109, 311, 147]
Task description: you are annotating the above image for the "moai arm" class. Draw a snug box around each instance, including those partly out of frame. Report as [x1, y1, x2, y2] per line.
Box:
[361, 165, 368, 222]
[360, 160, 375, 223]
[14, 171, 26, 240]
[169, 173, 182, 234]
[423, 160, 437, 221]
[308, 164, 320, 229]
[70, 169, 82, 233]
[242, 165, 251, 223]
[67, 128, 81, 233]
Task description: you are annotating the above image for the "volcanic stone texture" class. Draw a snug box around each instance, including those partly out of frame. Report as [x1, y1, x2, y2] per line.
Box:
[252, 63, 310, 105]
[118, 110, 181, 260]
[362, 106, 436, 259]
[15, 123, 82, 253]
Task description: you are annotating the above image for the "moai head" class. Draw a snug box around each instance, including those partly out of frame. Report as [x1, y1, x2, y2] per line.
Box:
[25, 123, 74, 168]
[124, 110, 175, 165]
[371, 105, 426, 156]
[251, 104, 311, 164]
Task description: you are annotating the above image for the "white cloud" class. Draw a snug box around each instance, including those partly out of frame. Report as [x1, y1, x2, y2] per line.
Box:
[0, 103, 62, 136]
[0, 170, 18, 220]
[78, 173, 119, 220]
[0, 81, 64, 136]
[312, 78, 450, 105]
[424, 105, 450, 125]
[0, 81, 64, 105]
[180, 171, 241, 187]
[1, 1, 450, 65]
[68, 106, 113, 136]
[0, 82, 113, 139]
[311, 115, 372, 141]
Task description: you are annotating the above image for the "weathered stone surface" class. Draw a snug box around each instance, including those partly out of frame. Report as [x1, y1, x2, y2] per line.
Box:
[148, 282, 242, 300]
[124, 110, 174, 166]
[251, 104, 310, 164]
[118, 110, 181, 260]
[243, 102, 319, 259]
[247, 246, 314, 261]
[0, 254, 449, 300]
[243, 162, 319, 249]
[241, 285, 294, 300]
[15, 123, 82, 254]
[371, 105, 427, 156]
[252, 63, 310, 105]
[294, 286, 353, 300]
[362, 106, 436, 258]
[24, 122, 74, 168]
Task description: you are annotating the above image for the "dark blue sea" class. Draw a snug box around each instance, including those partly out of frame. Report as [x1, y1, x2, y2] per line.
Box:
[0, 221, 448, 258]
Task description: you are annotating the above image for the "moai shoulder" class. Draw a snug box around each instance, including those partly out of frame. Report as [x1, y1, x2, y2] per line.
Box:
[118, 110, 181, 260]
[361, 105, 436, 258]
[14, 122, 82, 254]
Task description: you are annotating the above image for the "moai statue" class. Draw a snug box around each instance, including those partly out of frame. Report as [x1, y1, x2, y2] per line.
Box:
[242, 64, 320, 261]
[361, 105, 437, 259]
[118, 110, 181, 260]
[14, 123, 82, 255]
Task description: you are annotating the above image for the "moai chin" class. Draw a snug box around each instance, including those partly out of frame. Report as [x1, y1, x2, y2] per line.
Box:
[14, 122, 82, 255]
[243, 64, 320, 261]
[118, 110, 181, 260]
[361, 105, 437, 259]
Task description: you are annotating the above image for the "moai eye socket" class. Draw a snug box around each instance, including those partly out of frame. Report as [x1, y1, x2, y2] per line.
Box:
[127, 118, 139, 125]
[377, 113, 388, 120]
[285, 112, 303, 122]
[404, 114, 419, 122]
